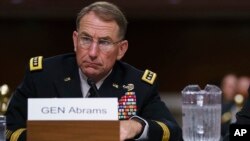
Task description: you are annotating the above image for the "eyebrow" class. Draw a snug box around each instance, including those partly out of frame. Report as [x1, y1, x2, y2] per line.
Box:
[79, 31, 113, 41]
[78, 32, 91, 37]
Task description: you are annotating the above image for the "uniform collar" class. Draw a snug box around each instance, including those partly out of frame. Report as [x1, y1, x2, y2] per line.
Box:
[78, 68, 112, 97]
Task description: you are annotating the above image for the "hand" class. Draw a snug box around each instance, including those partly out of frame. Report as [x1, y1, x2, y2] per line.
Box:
[120, 120, 143, 141]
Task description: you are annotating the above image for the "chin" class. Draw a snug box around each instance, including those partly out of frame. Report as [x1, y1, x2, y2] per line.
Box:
[83, 69, 99, 77]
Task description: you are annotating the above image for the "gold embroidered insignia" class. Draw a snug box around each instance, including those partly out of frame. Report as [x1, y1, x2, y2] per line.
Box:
[141, 69, 157, 85]
[29, 56, 43, 71]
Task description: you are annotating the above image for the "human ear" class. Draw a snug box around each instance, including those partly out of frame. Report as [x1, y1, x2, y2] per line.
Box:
[117, 40, 128, 60]
[72, 31, 78, 52]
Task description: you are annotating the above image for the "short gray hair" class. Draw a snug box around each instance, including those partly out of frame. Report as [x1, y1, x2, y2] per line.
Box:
[76, 1, 128, 39]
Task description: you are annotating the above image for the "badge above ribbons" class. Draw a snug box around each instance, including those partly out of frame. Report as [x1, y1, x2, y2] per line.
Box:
[118, 92, 137, 120]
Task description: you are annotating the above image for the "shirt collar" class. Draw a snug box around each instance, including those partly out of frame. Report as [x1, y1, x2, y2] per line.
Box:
[78, 69, 112, 97]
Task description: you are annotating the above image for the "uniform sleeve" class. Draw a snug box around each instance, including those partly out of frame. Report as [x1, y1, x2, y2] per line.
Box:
[140, 81, 183, 141]
[5, 69, 34, 141]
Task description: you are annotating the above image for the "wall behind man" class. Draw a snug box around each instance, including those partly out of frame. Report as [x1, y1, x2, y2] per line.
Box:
[1, 0, 250, 93]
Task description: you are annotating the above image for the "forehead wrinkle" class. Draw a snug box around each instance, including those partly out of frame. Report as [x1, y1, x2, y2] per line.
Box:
[79, 31, 112, 41]
[78, 12, 119, 39]
[82, 20, 115, 30]
[79, 21, 118, 40]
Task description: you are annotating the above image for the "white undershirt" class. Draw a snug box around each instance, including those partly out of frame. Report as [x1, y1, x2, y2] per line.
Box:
[78, 69, 111, 97]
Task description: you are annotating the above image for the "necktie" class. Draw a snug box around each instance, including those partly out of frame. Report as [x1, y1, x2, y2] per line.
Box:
[88, 87, 96, 97]
[87, 78, 99, 97]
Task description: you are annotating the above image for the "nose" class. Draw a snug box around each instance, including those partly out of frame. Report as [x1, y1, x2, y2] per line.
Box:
[88, 42, 99, 59]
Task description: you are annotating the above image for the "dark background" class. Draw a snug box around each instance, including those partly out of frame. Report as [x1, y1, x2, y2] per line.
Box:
[1, 0, 250, 92]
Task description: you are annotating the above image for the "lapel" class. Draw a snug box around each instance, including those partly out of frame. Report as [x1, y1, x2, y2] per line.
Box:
[100, 61, 138, 120]
[54, 56, 82, 98]
[99, 62, 126, 99]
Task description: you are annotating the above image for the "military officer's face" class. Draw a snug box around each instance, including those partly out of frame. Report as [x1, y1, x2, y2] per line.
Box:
[73, 12, 128, 82]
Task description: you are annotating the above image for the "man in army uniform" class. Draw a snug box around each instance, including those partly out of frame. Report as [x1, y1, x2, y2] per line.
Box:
[5, 1, 182, 141]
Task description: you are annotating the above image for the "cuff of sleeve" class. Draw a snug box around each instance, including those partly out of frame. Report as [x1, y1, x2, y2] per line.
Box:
[130, 116, 149, 140]
[154, 121, 170, 141]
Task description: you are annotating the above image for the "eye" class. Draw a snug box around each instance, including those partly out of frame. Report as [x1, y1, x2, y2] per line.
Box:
[80, 36, 92, 43]
[99, 39, 111, 46]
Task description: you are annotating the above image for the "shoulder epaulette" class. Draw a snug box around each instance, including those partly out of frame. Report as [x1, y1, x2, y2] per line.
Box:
[29, 56, 43, 71]
[141, 69, 157, 85]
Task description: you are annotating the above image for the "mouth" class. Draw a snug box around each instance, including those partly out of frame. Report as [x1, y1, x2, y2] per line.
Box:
[85, 62, 101, 68]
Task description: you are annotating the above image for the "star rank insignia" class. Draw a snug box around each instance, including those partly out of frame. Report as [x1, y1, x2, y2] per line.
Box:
[141, 69, 157, 85]
[29, 56, 43, 71]
[118, 92, 137, 120]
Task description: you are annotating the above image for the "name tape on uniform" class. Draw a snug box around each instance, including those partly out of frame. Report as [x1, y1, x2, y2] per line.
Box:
[28, 98, 118, 121]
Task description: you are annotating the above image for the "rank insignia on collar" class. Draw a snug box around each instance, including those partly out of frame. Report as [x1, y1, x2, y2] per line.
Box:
[112, 83, 119, 89]
[29, 56, 43, 71]
[123, 83, 134, 91]
[141, 69, 157, 85]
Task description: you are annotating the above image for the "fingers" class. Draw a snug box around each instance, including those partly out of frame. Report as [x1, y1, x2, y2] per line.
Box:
[120, 121, 128, 141]
[119, 120, 143, 141]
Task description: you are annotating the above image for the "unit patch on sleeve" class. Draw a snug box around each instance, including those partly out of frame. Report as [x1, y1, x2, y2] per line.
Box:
[141, 69, 157, 85]
[29, 56, 43, 71]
